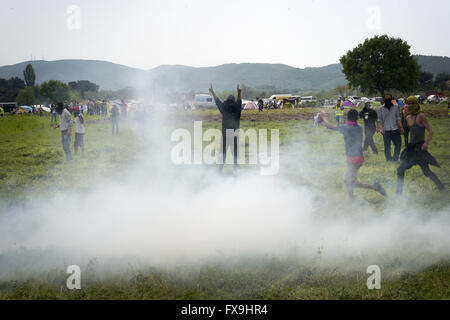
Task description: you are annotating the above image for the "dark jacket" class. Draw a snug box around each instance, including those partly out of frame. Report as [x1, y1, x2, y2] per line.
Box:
[359, 107, 378, 132]
[215, 97, 242, 130]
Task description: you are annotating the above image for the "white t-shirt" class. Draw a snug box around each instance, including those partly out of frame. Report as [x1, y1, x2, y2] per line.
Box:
[75, 115, 85, 134]
[60, 108, 72, 131]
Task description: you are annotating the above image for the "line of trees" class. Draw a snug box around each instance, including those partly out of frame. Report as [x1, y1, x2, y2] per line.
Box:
[0, 64, 138, 107]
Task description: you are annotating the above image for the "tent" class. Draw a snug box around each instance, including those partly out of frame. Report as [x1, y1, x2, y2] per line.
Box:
[243, 101, 258, 110]
[342, 100, 353, 108]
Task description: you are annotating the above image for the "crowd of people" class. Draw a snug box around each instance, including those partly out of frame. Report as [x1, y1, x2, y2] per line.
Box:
[32, 86, 446, 199]
[321, 94, 446, 198]
[52, 100, 128, 161]
[208, 85, 446, 198]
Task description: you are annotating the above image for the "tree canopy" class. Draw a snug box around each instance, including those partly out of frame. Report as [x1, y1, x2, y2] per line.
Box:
[0, 77, 26, 102]
[23, 64, 36, 87]
[340, 35, 420, 97]
[16, 87, 35, 106]
[40, 80, 70, 103]
[68, 80, 100, 98]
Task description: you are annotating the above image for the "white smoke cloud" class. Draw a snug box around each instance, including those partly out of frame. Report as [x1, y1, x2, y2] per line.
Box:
[0, 109, 448, 280]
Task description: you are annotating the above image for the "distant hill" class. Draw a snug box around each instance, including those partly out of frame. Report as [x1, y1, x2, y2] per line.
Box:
[0, 60, 147, 91]
[414, 55, 450, 76]
[0, 55, 448, 92]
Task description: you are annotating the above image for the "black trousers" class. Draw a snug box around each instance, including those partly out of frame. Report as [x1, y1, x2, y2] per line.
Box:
[363, 128, 378, 154]
[383, 130, 402, 161]
[397, 160, 445, 194]
[403, 126, 410, 145]
[222, 129, 238, 167]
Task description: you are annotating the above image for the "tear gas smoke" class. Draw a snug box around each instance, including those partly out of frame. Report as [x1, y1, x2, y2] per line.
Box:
[0, 106, 448, 280]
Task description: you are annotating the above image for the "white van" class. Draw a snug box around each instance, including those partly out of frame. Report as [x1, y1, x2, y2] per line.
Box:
[193, 94, 215, 109]
[300, 96, 318, 104]
[269, 94, 294, 101]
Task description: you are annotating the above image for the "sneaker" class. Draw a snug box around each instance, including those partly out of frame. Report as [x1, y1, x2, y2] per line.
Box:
[374, 181, 387, 197]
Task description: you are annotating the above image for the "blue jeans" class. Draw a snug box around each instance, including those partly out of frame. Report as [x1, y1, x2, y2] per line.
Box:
[112, 117, 119, 135]
[336, 115, 344, 125]
[51, 113, 57, 125]
[61, 130, 73, 161]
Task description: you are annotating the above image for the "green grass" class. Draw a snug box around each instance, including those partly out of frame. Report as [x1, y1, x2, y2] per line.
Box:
[0, 107, 449, 300]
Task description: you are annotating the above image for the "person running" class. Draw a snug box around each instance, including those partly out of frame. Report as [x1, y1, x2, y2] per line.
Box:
[55, 103, 73, 161]
[111, 103, 119, 135]
[359, 102, 378, 154]
[400, 104, 410, 145]
[319, 109, 386, 199]
[377, 94, 404, 162]
[209, 83, 242, 173]
[396, 96, 445, 195]
[74, 113, 85, 157]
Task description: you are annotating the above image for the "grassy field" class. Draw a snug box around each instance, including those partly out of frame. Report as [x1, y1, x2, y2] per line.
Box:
[0, 106, 449, 300]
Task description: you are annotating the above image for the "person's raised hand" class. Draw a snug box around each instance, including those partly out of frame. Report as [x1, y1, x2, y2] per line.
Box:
[237, 84, 242, 93]
[209, 83, 214, 94]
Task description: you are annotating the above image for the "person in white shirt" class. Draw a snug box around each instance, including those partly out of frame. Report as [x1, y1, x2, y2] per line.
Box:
[55, 103, 73, 161]
[74, 113, 85, 157]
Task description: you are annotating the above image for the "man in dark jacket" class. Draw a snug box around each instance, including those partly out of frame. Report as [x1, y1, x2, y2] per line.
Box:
[209, 83, 242, 172]
[359, 102, 378, 154]
[257, 97, 264, 112]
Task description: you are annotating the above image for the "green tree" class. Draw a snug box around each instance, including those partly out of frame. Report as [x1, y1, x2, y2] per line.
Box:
[23, 64, 36, 87]
[340, 35, 420, 97]
[0, 77, 26, 101]
[40, 80, 70, 103]
[16, 86, 35, 106]
[68, 80, 100, 98]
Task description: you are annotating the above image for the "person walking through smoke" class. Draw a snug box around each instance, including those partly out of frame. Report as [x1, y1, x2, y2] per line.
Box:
[318, 109, 386, 199]
[377, 94, 404, 162]
[209, 83, 242, 173]
[396, 96, 445, 195]
[111, 103, 119, 135]
[359, 101, 378, 154]
[55, 103, 73, 161]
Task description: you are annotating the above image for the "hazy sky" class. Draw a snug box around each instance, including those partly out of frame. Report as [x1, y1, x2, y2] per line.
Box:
[1, 0, 449, 70]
